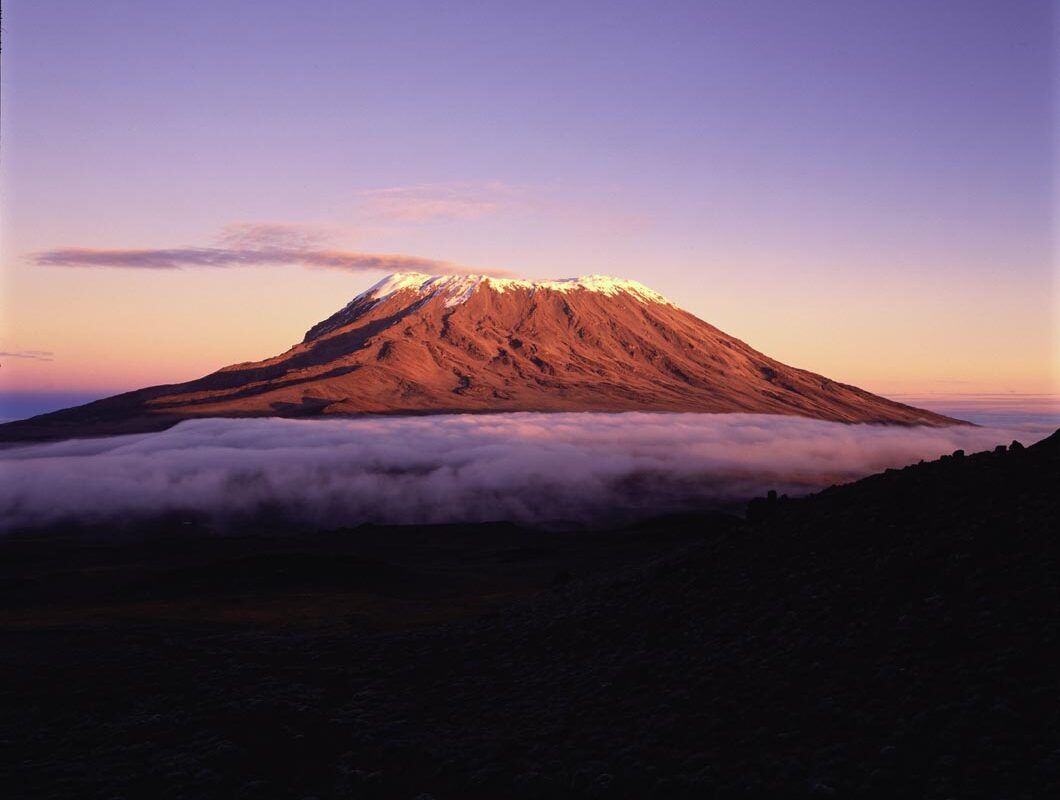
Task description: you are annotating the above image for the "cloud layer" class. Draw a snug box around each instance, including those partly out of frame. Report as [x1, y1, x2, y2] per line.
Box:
[0, 413, 1041, 533]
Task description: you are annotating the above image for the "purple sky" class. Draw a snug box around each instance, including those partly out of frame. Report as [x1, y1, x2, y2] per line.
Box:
[0, 0, 1055, 398]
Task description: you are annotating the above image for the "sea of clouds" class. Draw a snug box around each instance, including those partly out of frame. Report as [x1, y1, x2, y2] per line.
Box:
[0, 412, 1052, 532]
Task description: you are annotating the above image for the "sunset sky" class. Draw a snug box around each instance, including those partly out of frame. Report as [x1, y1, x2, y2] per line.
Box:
[1, 0, 1055, 406]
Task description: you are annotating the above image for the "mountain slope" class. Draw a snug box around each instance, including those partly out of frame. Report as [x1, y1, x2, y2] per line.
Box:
[0, 273, 960, 442]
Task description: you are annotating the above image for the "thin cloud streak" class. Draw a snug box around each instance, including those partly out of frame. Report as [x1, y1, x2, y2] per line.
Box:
[31, 219, 511, 275]
[0, 350, 54, 361]
[33, 245, 507, 277]
[359, 182, 527, 222]
[216, 221, 334, 251]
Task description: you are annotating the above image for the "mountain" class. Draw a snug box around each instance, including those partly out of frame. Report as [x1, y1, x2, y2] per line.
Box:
[0, 273, 959, 442]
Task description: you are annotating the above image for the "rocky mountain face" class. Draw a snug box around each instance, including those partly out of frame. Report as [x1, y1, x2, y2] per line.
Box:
[0, 273, 959, 441]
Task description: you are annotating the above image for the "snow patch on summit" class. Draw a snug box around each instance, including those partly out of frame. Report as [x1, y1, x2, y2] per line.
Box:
[356, 272, 673, 308]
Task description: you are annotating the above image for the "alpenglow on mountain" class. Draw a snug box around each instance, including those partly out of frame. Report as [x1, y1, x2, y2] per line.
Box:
[0, 272, 960, 441]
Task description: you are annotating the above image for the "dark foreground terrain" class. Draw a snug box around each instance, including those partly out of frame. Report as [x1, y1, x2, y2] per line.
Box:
[2, 431, 1057, 799]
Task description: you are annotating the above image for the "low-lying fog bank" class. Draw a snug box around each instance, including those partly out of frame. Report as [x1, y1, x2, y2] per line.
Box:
[0, 412, 1048, 532]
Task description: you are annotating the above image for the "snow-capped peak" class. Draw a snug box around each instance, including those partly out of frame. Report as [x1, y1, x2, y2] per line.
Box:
[355, 272, 673, 308]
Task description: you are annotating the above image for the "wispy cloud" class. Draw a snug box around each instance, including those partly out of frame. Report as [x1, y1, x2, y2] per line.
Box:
[32, 222, 509, 277]
[359, 182, 526, 222]
[0, 350, 54, 362]
[216, 221, 333, 250]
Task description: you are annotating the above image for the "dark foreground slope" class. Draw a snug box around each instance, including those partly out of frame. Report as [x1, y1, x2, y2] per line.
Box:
[1, 431, 1057, 799]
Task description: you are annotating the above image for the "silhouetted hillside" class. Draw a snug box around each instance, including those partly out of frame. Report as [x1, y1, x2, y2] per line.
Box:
[1, 431, 1056, 798]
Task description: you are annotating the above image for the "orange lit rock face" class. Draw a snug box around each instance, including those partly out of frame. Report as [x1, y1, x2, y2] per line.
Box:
[0, 274, 961, 442]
